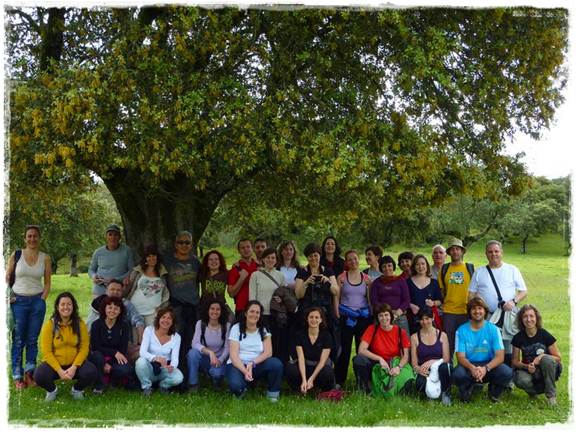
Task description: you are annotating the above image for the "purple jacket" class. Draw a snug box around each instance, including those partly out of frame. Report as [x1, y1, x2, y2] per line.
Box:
[370, 276, 410, 312]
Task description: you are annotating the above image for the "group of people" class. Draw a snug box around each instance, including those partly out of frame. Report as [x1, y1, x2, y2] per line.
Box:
[6, 224, 562, 407]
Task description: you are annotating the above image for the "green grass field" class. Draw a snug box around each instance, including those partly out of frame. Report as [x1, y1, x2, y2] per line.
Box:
[7, 234, 571, 426]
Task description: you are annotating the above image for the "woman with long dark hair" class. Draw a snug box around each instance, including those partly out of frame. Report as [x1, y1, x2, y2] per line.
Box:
[407, 254, 442, 333]
[34, 292, 97, 401]
[285, 307, 336, 394]
[225, 300, 283, 401]
[198, 250, 229, 304]
[6, 224, 51, 389]
[320, 236, 345, 278]
[186, 299, 231, 391]
[126, 244, 170, 326]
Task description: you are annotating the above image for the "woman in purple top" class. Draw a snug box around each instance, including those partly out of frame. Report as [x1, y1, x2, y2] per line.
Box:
[335, 250, 372, 386]
[410, 307, 451, 405]
[369, 255, 411, 335]
[186, 299, 230, 391]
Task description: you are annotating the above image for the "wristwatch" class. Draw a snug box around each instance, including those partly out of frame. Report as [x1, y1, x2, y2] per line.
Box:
[485, 365, 491, 372]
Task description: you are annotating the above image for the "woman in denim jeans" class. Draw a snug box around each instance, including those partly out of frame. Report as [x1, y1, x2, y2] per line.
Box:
[225, 300, 283, 402]
[6, 224, 51, 390]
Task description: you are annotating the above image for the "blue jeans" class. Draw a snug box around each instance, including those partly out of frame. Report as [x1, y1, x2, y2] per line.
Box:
[186, 348, 226, 385]
[225, 357, 283, 398]
[135, 357, 184, 390]
[10, 294, 46, 379]
[453, 362, 513, 399]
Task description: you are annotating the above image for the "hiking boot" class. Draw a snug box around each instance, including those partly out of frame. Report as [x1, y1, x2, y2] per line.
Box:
[188, 384, 199, 394]
[71, 387, 84, 400]
[24, 371, 36, 387]
[547, 395, 557, 406]
[45, 387, 58, 402]
[159, 387, 170, 394]
[142, 387, 153, 397]
[458, 385, 473, 402]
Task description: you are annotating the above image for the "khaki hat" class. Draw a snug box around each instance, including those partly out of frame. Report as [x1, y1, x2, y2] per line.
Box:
[105, 224, 121, 234]
[446, 238, 466, 254]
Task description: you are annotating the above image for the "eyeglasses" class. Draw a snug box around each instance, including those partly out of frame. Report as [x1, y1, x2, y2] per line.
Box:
[176, 240, 192, 245]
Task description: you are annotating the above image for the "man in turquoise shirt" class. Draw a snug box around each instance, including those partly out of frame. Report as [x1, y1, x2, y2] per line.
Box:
[453, 297, 513, 402]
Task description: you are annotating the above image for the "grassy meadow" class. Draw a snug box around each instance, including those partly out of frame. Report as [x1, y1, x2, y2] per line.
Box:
[7, 234, 571, 427]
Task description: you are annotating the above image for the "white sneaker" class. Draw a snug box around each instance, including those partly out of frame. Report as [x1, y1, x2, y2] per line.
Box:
[71, 387, 84, 400]
[45, 387, 58, 402]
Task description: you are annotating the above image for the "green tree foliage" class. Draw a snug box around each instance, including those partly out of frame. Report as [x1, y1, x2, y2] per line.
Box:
[6, 7, 568, 252]
[498, 177, 570, 254]
[5, 179, 121, 272]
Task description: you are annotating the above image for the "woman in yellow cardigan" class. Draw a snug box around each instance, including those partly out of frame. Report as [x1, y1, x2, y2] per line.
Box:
[34, 292, 98, 401]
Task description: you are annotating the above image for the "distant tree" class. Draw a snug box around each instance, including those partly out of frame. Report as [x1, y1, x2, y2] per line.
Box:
[498, 177, 569, 254]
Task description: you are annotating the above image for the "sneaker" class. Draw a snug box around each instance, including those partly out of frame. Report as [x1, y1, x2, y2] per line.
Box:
[159, 387, 170, 394]
[441, 391, 452, 406]
[234, 388, 248, 400]
[142, 388, 153, 397]
[547, 395, 557, 406]
[71, 387, 84, 400]
[14, 379, 26, 390]
[45, 387, 58, 402]
[93, 387, 104, 395]
[489, 393, 501, 403]
[458, 386, 473, 403]
[24, 371, 36, 387]
[188, 384, 199, 394]
[267, 396, 279, 403]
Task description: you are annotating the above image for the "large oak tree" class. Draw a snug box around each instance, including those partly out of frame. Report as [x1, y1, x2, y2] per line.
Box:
[6, 6, 568, 254]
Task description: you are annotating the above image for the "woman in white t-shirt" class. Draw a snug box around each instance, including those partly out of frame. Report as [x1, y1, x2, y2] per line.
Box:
[127, 244, 170, 326]
[225, 300, 284, 402]
[135, 306, 183, 395]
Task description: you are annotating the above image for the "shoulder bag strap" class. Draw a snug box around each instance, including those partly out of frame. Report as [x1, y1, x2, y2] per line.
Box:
[260, 270, 281, 288]
[485, 265, 503, 303]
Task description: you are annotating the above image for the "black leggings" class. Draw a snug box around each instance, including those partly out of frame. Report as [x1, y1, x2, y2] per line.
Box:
[34, 361, 98, 392]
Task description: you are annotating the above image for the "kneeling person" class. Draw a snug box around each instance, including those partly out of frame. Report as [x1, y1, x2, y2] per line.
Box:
[453, 297, 513, 402]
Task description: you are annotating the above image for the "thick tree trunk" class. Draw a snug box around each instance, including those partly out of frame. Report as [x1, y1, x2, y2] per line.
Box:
[103, 170, 227, 260]
[69, 252, 78, 277]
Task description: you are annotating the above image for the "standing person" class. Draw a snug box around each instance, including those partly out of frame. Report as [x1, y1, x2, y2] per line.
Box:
[228, 239, 259, 315]
[34, 292, 98, 401]
[186, 299, 231, 392]
[438, 238, 475, 358]
[512, 305, 562, 406]
[89, 296, 137, 393]
[163, 230, 201, 390]
[452, 298, 512, 403]
[295, 243, 340, 360]
[468, 240, 527, 361]
[274, 240, 301, 362]
[335, 250, 372, 387]
[407, 254, 443, 333]
[6, 224, 51, 389]
[363, 245, 383, 280]
[397, 251, 414, 280]
[369, 256, 411, 336]
[198, 250, 229, 305]
[135, 306, 184, 395]
[225, 300, 284, 402]
[126, 244, 170, 326]
[320, 236, 345, 278]
[410, 308, 452, 405]
[254, 238, 268, 266]
[88, 224, 134, 298]
[430, 244, 447, 280]
[285, 307, 336, 394]
[249, 248, 286, 358]
[352, 303, 411, 395]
